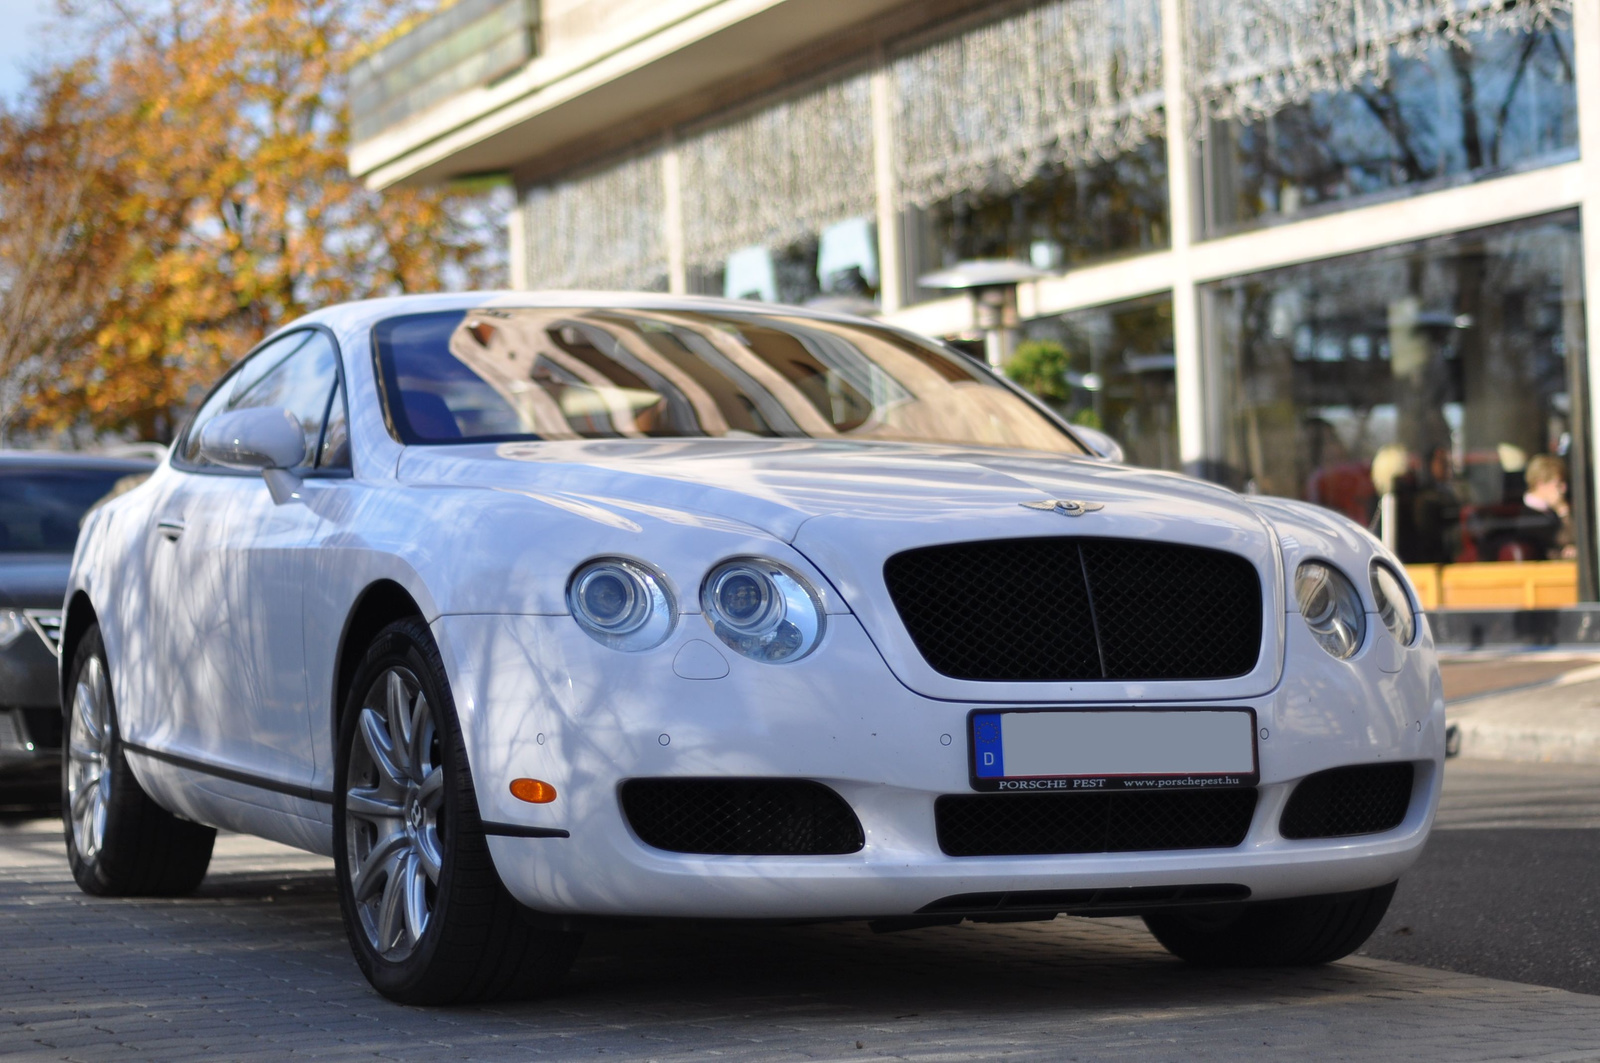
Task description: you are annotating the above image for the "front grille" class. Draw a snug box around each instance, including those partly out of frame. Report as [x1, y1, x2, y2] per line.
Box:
[883, 537, 1261, 681]
[934, 788, 1258, 857]
[1280, 763, 1414, 839]
[24, 611, 61, 657]
[620, 779, 864, 855]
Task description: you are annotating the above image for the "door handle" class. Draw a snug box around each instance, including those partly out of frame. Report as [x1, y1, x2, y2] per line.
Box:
[156, 519, 186, 542]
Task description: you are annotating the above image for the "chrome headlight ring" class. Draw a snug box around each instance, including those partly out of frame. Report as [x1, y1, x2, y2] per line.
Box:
[567, 557, 676, 651]
[701, 558, 826, 663]
[1370, 561, 1418, 647]
[1295, 560, 1366, 660]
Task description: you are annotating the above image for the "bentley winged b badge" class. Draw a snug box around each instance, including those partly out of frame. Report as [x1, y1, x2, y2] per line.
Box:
[1021, 499, 1105, 517]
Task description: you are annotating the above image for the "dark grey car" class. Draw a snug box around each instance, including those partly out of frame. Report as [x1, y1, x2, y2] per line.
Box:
[0, 453, 154, 801]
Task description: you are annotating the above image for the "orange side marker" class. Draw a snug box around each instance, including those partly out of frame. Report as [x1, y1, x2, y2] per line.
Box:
[510, 778, 557, 804]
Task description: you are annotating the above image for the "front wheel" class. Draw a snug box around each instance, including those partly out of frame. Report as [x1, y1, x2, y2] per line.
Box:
[332, 618, 581, 1005]
[62, 623, 216, 896]
[1143, 883, 1397, 967]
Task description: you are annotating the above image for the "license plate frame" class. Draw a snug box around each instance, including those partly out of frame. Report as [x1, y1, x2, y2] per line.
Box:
[967, 707, 1259, 793]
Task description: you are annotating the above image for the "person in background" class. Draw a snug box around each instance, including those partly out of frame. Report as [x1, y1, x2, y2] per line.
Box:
[1520, 454, 1576, 560]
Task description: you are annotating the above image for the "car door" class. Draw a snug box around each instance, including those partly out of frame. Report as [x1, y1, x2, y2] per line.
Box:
[145, 329, 342, 796]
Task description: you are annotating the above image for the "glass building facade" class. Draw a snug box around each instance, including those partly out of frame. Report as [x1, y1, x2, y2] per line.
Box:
[437, 0, 1594, 608]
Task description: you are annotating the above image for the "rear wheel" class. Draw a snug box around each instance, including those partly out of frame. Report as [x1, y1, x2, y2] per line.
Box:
[333, 618, 581, 1004]
[62, 623, 216, 896]
[1144, 883, 1397, 967]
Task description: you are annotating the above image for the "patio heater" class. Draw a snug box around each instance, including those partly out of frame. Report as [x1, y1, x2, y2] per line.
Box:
[917, 259, 1050, 370]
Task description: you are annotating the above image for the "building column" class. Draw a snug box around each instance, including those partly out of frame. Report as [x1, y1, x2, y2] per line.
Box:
[1575, 0, 1600, 598]
[663, 134, 687, 295]
[1160, 0, 1204, 469]
[870, 61, 904, 314]
[506, 195, 528, 290]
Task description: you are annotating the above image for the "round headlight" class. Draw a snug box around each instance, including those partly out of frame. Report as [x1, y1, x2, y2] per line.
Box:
[1370, 563, 1417, 646]
[1295, 561, 1366, 660]
[567, 558, 675, 651]
[701, 559, 826, 663]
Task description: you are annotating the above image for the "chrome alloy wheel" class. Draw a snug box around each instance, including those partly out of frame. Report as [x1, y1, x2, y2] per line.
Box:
[344, 667, 443, 961]
[66, 655, 113, 861]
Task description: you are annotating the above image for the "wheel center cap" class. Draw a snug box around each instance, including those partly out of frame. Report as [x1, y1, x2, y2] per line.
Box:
[405, 788, 424, 832]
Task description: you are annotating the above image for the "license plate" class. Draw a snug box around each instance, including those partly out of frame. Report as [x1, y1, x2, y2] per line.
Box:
[968, 708, 1258, 792]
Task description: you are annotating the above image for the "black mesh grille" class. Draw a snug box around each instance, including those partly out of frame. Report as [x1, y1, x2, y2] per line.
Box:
[883, 537, 1261, 681]
[920, 883, 1251, 915]
[1280, 763, 1414, 840]
[621, 779, 864, 855]
[934, 789, 1258, 857]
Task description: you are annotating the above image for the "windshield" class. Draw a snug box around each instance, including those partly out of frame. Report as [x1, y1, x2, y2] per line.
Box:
[373, 307, 1084, 454]
[0, 468, 139, 553]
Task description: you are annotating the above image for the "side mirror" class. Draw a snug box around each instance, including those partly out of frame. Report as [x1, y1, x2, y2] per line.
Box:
[1072, 425, 1126, 464]
[200, 407, 306, 470]
[199, 408, 307, 505]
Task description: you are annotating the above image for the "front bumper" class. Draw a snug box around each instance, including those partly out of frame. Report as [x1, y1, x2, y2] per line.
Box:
[430, 613, 1445, 920]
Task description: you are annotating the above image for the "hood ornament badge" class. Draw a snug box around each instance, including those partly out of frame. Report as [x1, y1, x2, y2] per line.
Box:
[1021, 499, 1105, 517]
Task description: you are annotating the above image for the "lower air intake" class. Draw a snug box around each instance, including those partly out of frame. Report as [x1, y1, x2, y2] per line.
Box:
[1279, 763, 1415, 839]
[620, 778, 865, 855]
[934, 788, 1258, 857]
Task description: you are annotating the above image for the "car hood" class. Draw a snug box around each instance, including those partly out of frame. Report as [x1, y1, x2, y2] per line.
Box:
[0, 554, 71, 610]
[399, 440, 1286, 701]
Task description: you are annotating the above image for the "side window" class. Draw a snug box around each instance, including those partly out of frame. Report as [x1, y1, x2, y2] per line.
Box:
[178, 331, 314, 466]
[319, 377, 350, 469]
[228, 332, 339, 468]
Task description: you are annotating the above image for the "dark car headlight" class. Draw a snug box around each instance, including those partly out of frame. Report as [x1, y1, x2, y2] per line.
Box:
[1295, 561, 1366, 660]
[701, 558, 826, 663]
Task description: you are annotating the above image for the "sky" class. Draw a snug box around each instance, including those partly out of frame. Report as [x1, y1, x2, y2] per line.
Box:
[0, 0, 53, 104]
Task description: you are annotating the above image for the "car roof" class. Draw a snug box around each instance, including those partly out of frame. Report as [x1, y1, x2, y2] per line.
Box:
[289, 290, 910, 341]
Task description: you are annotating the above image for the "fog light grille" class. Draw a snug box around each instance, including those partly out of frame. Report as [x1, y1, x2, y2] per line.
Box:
[934, 788, 1258, 857]
[1280, 763, 1414, 839]
[620, 779, 864, 855]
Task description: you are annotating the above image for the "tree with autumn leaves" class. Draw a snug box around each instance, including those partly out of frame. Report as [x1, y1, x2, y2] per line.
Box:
[0, 0, 505, 442]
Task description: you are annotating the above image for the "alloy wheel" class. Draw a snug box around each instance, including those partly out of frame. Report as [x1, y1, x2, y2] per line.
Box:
[66, 655, 113, 861]
[344, 666, 444, 961]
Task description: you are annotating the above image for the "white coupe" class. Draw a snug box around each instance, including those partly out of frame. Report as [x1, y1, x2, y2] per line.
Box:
[62, 293, 1443, 1004]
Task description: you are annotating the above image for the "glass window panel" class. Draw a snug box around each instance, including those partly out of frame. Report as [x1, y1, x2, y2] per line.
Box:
[1201, 21, 1577, 235]
[1207, 213, 1587, 567]
[1021, 294, 1179, 471]
[903, 143, 1169, 303]
[176, 330, 314, 466]
[228, 332, 340, 468]
[374, 307, 1086, 455]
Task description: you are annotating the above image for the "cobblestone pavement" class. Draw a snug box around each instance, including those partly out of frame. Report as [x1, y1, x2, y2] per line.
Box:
[4, 812, 1600, 1061]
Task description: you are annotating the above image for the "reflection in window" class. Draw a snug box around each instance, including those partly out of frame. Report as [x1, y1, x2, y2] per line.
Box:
[1201, 20, 1577, 234]
[905, 143, 1169, 303]
[374, 307, 1084, 455]
[1208, 213, 1587, 567]
[1021, 295, 1178, 471]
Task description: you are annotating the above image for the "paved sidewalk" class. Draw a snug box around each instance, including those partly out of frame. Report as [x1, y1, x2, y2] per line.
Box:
[1443, 655, 1600, 763]
[4, 817, 1600, 1062]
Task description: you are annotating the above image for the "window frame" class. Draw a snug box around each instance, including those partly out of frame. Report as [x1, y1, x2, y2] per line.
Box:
[171, 323, 353, 480]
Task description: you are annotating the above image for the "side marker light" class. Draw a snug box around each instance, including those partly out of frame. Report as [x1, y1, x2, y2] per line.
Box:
[510, 778, 557, 804]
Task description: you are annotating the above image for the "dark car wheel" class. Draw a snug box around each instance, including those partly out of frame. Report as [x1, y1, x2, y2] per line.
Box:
[1144, 882, 1397, 967]
[332, 618, 582, 1005]
[62, 623, 216, 896]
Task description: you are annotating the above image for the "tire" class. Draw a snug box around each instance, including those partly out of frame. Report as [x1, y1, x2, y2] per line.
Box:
[1143, 882, 1398, 967]
[62, 623, 217, 896]
[332, 618, 582, 1005]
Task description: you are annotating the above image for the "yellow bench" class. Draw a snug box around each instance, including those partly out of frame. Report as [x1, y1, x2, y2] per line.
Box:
[1404, 561, 1579, 611]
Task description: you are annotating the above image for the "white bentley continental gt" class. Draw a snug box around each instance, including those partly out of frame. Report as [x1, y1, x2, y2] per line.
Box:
[62, 293, 1443, 1004]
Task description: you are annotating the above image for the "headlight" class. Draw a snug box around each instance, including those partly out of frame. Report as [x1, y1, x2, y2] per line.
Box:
[701, 558, 826, 663]
[1295, 561, 1366, 660]
[1370, 562, 1417, 646]
[567, 558, 675, 651]
[0, 610, 27, 649]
